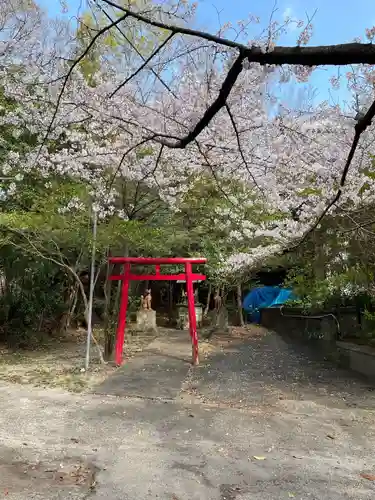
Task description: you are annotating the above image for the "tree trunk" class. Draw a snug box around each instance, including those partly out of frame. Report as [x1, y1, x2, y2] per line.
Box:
[82, 303, 106, 365]
[78, 275, 105, 365]
[313, 231, 326, 281]
[168, 282, 173, 314]
[112, 280, 122, 322]
[112, 241, 129, 321]
[68, 284, 79, 327]
[236, 283, 244, 326]
[204, 283, 212, 317]
[59, 283, 79, 333]
[103, 261, 115, 360]
[220, 287, 227, 306]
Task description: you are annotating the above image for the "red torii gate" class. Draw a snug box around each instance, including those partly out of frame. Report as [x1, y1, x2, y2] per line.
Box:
[108, 257, 207, 366]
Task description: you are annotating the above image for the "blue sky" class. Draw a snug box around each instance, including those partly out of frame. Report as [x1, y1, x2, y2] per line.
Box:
[38, 0, 375, 106]
[197, 0, 375, 106]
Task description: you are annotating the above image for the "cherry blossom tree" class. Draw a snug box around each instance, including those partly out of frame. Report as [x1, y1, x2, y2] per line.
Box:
[67, 1, 374, 277]
[3, 0, 375, 283]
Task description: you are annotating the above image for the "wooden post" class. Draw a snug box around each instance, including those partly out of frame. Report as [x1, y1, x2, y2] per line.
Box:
[109, 257, 206, 365]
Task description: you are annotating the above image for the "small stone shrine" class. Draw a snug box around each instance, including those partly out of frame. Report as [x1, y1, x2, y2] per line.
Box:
[136, 288, 157, 331]
[176, 288, 203, 330]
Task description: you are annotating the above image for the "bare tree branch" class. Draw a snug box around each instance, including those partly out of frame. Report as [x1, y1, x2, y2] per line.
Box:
[339, 217, 375, 234]
[92, 0, 177, 97]
[194, 140, 236, 206]
[1, 226, 106, 363]
[106, 137, 155, 193]
[225, 102, 265, 195]
[109, 33, 174, 97]
[102, 1, 375, 66]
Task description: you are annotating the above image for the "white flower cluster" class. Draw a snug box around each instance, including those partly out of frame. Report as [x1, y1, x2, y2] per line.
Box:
[58, 197, 85, 214]
[1, 1, 374, 280]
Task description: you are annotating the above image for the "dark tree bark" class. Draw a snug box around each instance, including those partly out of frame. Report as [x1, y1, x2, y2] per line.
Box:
[204, 283, 212, 317]
[236, 283, 244, 327]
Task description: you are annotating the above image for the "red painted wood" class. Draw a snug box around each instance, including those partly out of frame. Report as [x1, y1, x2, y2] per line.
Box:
[109, 257, 206, 265]
[109, 257, 206, 366]
[114, 263, 130, 365]
[109, 273, 206, 282]
[185, 262, 199, 365]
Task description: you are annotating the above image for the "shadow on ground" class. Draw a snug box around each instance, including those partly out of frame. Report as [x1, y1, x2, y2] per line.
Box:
[94, 331, 192, 399]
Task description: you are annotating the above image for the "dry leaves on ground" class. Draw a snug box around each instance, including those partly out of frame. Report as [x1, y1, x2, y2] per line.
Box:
[360, 473, 375, 481]
[230, 325, 267, 339]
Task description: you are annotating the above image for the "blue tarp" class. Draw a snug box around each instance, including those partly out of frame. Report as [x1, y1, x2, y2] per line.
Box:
[243, 286, 296, 323]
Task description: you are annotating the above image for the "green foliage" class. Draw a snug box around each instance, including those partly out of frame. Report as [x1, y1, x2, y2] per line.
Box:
[75, 0, 175, 86]
[285, 265, 331, 310]
[297, 187, 322, 197]
[75, 13, 102, 86]
[362, 310, 375, 341]
[284, 207, 375, 314]
[0, 249, 67, 346]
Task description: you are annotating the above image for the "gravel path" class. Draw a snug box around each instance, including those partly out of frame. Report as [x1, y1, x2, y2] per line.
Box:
[186, 328, 375, 410]
[0, 328, 375, 499]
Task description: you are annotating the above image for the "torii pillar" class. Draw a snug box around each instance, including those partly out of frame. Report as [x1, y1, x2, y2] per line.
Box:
[108, 257, 207, 366]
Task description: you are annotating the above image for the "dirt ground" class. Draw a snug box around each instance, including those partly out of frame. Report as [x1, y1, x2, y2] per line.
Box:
[0, 325, 223, 392]
[0, 326, 159, 392]
[0, 325, 375, 499]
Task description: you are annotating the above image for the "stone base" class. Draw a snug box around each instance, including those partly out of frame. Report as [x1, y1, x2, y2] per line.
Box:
[136, 309, 157, 332]
[208, 307, 229, 334]
[337, 341, 375, 380]
[176, 305, 203, 330]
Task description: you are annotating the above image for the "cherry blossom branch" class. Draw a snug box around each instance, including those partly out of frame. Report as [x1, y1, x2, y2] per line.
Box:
[154, 52, 245, 148]
[93, 2, 176, 96]
[109, 33, 174, 97]
[148, 144, 166, 190]
[289, 98, 375, 251]
[38, 11, 129, 159]
[106, 137, 154, 193]
[91, 1, 375, 153]
[225, 102, 264, 195]
[194, 140, 236, 205]
[129, 144, 165, 202]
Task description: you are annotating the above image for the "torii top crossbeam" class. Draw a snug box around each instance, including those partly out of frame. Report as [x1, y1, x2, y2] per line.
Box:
[108, 256, 207, 365]
[109, 257, 207, 265]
